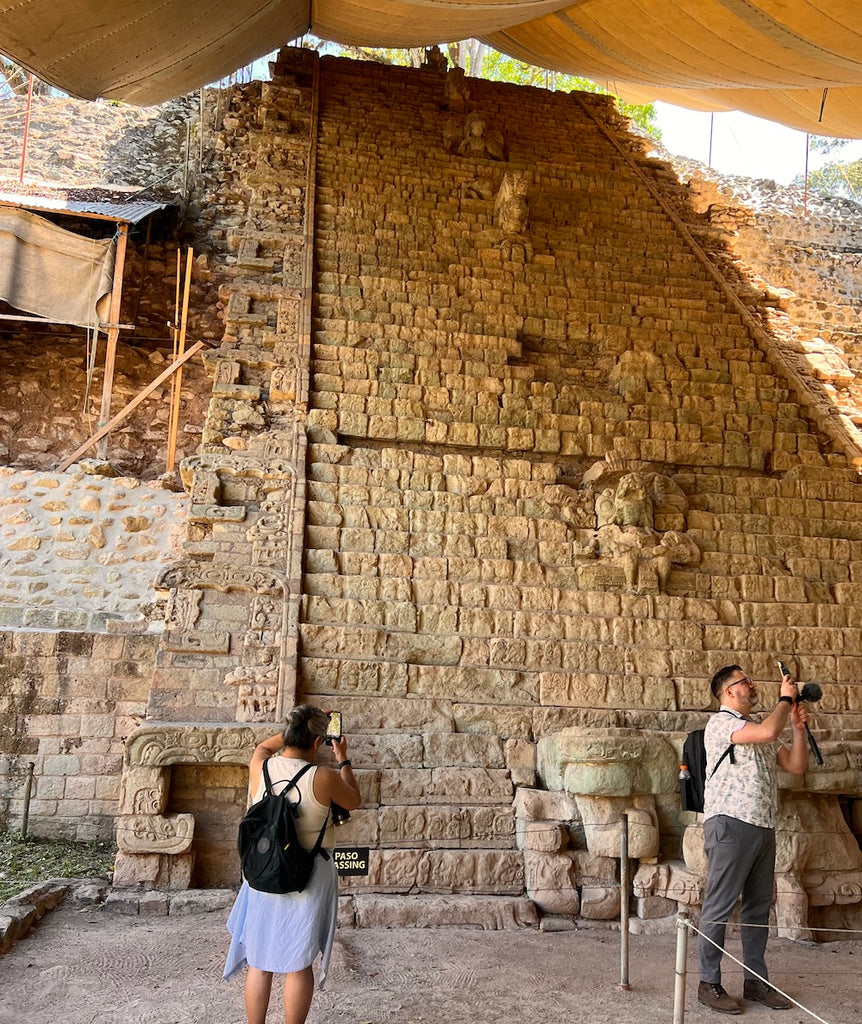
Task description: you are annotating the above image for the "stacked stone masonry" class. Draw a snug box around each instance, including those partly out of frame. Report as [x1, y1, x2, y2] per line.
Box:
[2, 51, 862, 935]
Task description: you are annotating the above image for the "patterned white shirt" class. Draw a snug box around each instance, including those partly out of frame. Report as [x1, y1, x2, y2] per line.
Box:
[703, 705, 779, 829]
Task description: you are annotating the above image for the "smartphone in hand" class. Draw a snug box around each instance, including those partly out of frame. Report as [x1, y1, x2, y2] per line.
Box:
[324, 711, 342, 746]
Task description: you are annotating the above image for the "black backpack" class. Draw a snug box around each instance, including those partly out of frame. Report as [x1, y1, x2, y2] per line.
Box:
[237, 761, 330, 894]
[679, 713, 736, 813]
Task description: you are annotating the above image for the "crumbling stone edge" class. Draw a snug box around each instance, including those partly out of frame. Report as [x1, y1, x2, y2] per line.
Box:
[0, 879, 239, 956]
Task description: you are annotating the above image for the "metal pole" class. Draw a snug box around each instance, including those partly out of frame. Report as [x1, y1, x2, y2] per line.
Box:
[21, 761, 35, 836]
[708, 112, 714, 168]
[803, 133, 810, 220]
[673, 909, 691, 1024]
[620, 812, 630, 989]
[18, 74, 34, 184]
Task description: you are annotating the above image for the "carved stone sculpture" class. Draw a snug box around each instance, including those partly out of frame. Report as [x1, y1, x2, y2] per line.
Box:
[423, 46, 448, 73]
[455, 111, 505, 161]
[443, 67, 470, 111]
[576, 454, 699, 593]
[495, 172, 533, 263]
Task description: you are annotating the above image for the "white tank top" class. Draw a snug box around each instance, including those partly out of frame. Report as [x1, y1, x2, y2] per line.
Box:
[252, 755, 334, 850]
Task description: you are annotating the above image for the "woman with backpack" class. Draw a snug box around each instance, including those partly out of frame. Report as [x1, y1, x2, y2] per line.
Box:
[224, 704, 362, 1024]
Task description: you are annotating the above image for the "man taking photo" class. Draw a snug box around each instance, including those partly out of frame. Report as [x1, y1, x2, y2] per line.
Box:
[698, 664, 810, 1014]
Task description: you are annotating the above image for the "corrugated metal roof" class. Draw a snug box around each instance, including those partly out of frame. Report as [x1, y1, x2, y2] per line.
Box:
[0, 192, 170, 224]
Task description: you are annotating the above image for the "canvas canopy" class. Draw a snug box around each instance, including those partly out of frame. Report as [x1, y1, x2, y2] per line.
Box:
[1, 1, 862, 136]
[0, 207, 115, 330]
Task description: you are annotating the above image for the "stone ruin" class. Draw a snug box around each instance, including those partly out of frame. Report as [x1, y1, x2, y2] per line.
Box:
[1, 48, 862, 937]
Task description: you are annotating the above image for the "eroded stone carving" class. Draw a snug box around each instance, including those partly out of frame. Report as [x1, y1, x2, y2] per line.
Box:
[156, 562, 286, 596]
[225, 664, 280, 722]
[116, 812, 195, 854]
[447, 111, 505, 160]
[163, 630, 231, 655]
[443, 67, 470, 111]
[575, 454, 700, 593]
[495, 172, 533, 263]
[164, 588, 203, 632]
[125, 723, 261, 767]
[423, 46, 448, 73]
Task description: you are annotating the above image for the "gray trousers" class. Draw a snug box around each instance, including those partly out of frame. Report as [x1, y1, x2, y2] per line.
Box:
[698, 815, 776, 985]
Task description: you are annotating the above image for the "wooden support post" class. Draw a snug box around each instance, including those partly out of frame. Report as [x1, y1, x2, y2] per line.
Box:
[97, 222, 130, 459]
[57, 341, 205, 473]
[166, 247, 193, 472]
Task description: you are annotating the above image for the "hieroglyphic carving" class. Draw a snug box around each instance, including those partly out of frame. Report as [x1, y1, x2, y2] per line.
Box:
[269, 356, 299, 402]
[156, 562, 286, 595]
[242, 633, 280, 668]
[162, 630, 231, 655]
[186, 464, 247, 524]
[249, 595, 282, 632]
[247, 499, 292, 567]
[117, 765, 168, 814]
[164, 589, 203, 631]
[214, 359, 242, 386]
[116, 813, 195, 854]
[225, 664, 279, 722]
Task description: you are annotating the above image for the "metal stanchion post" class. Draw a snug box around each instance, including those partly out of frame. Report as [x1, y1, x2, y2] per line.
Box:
[620, 812, 630, 990]
[673, 909, 690, 1024]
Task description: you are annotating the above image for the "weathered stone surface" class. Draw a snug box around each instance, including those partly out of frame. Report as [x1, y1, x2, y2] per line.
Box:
[352, 894, 539, 929]
[523, 850, 579, 916]
[538, 727, 678, 796]
[575, 796, 660, 859]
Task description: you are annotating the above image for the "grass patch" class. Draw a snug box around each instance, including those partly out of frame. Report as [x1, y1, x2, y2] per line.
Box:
[0, 831, 114, 903]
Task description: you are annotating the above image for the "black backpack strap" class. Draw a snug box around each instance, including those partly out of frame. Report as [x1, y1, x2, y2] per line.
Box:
[265, 760, 331, 861]
[707, 710, 738, 780]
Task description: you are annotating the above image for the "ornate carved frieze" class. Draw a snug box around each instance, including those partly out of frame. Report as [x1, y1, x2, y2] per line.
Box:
[116, 813, 195, 854]
[156, 562, 286, 596]
[125, 723, 261, 767]
[180, 454, 294, 490]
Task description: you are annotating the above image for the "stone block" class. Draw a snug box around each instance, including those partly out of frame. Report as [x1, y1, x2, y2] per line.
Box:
[352, 894, 538, 929]
[523, 850, 579, 916]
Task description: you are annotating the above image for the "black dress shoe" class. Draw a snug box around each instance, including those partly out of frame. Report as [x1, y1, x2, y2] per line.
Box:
[698, 981, 741, 1014]
[743, 979, 793, 1009]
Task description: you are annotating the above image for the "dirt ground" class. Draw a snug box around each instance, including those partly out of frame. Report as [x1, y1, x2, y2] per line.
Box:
[0, 900, 860, 1024]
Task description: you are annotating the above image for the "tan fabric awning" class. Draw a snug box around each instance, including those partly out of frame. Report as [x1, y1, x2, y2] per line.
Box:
[1, 1, 861, 136]
[0, 207, 115, 329]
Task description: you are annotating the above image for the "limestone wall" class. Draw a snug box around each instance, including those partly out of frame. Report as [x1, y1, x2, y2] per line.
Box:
[0, 630, 157, 840]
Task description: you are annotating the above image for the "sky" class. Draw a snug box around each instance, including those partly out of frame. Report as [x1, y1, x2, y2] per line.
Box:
[654, 102, 862, 185]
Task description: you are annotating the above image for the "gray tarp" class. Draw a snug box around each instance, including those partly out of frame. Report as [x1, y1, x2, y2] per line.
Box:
[0, 206, 115, 330]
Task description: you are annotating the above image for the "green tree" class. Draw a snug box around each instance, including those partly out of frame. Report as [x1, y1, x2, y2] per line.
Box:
[792, 159, 862, 199]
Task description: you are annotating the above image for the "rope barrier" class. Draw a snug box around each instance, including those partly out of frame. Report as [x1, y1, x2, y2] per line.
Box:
[681, 915, 833, 1024]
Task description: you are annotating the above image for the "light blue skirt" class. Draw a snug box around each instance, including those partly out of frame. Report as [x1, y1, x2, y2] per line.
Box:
[223, 853, 338, 987]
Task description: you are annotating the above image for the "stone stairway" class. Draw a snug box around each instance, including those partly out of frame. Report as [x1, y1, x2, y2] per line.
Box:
[301, 56, 862, 921]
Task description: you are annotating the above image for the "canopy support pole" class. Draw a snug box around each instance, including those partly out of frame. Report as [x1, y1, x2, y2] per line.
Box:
[97, 221, 130, 458]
